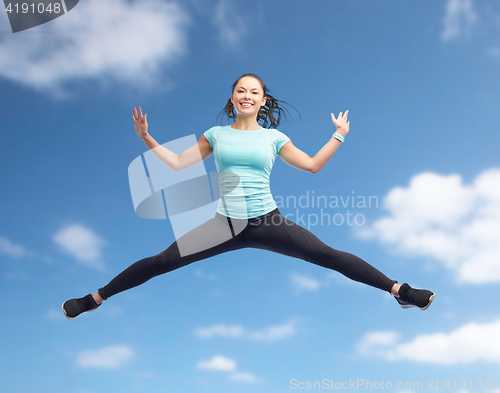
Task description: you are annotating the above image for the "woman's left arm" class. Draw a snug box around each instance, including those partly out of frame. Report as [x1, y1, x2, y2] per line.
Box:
[279, 111, 350, 174]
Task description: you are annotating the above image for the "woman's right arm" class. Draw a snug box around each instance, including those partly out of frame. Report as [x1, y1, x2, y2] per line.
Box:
[133, 106, 213, 172]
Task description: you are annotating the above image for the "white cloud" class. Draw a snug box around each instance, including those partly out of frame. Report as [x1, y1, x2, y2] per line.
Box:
[196, 355, 260, 383]
[229, 372, 259, 383]
[76, 345, 134, 369]
[45, 309, 65, 321]
[196, 355, 261, 383]
[441, 0, 478, 41]
[210, 0, 248, 47]
[248, 321, 296, 343]
[0, 0, 190, 97]
[356, 331, 401, 358]
[52, 224, 106, 270]
[290, 272, 320, 292]
[0, 236, 30, 258]
[196, 355, 236, 372]
[357, 168, 500, 283]
[193, 320, 297, 342]
[356, 318, 500, 365]
[194, 324, 245, 339]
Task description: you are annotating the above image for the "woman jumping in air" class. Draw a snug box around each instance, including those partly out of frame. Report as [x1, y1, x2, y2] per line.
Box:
[62, 73, 435, 319]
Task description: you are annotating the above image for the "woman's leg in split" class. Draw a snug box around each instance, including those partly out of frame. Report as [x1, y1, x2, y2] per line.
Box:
[97, 214, 248, 300]
[245, 209, 397, 293]
[62, 213, 248, 319]
[246, 209, 435, 309]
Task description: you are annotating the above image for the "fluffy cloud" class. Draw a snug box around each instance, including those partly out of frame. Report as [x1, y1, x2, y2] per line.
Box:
[0, 236, 30, 258]
[52, 223, 106, 269]
[194, 324, 245, 339]
[196, 355, 259, 383]
[193, 319, 297, 342]
[357, 168, 500, 283]
[0, 0, 190, 97]
[45, 309, 65, 321]
[76, 345, 134, 369]
[247, 321, 296, 342]
[290, 272, 321, 292]
[356, 318, 500, 365]
[196, 355, 236, 372]
[441, 0, 478, 41]
[210, 0, 248, 47]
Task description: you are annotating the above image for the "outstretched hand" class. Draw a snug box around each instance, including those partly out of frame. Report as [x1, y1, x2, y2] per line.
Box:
[331, 110, 350, 137]
[132, 106, 148, 140]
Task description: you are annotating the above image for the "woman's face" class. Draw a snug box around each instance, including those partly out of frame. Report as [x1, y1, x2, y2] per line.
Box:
[230, 76, 267, 119]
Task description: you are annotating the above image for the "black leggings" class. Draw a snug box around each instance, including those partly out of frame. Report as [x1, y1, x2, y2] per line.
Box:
[98, 208, 397, 300]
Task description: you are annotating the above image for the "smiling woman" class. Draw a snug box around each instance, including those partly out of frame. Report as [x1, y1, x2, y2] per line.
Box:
[62, 73, 435, 320]
[216, 73, 299, 130]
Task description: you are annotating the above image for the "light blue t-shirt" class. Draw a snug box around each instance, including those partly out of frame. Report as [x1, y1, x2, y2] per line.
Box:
[203, 125, 291, 219]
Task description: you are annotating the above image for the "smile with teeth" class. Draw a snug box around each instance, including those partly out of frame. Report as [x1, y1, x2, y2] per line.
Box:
[240, 102, 253, 107]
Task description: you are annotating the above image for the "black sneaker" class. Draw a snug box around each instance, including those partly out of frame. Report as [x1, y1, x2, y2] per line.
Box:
[62, 294, 101, 319]
[395, 283, 435, 310]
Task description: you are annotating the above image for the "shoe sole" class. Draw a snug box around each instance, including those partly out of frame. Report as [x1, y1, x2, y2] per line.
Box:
[397, 293, 436, 310]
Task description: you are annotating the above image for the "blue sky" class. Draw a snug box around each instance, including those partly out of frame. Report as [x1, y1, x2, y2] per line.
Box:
[1, 0, 500, 392]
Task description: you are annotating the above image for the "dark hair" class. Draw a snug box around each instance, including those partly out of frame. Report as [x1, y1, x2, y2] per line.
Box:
[217, 73, 301, 129]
